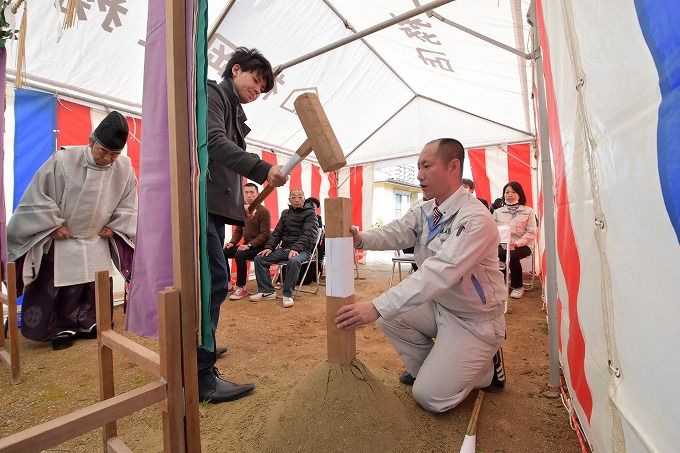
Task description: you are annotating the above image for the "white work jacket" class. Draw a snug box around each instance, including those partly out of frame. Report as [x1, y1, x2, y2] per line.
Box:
[359, 187, 506, 321]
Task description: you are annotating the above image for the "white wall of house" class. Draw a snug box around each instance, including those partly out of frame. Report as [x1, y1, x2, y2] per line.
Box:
[371, 181, 422, 227]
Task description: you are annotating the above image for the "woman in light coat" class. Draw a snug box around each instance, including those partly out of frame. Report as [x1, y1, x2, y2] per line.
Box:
[493, 181, 536, 299]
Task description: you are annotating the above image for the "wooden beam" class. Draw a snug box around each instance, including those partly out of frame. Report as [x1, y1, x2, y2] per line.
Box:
[323, 198, 356, 365]
[106, 436, 133, 453]
[159, 288, 185, 452]
[95, 271, 117, 446]
[165, 0, 202, 449]
[0, 382, 166, 453]
[6, 262, 19, 384]
[100, 331, 161, 377]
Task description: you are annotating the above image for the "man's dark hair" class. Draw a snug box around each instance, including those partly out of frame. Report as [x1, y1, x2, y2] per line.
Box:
[306, 197, 321, 209]
[223, 47, 275, 93]
[462, 178, 475, 191]
[427, 138, 465, 176]
[502, 181, 528, 205]
[244, 182, 259, 192]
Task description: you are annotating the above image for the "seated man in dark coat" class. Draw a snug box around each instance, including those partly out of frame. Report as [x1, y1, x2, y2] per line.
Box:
[250, 189, 319, 308]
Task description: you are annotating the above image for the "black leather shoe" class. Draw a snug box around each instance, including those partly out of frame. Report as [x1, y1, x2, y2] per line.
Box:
[76, 324, 97, 340]
[198, 368, 255, 403]
[399, 371, 416, 386]
[216, 346, 228, 358]
[51, 331, 76, 350]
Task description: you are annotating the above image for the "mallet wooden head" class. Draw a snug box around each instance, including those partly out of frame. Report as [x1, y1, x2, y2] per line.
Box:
[294, 93, 346, 172]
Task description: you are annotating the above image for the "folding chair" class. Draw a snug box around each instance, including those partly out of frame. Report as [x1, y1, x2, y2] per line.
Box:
[522, 246, 536, 291]
[273, 226, 324, 296]
[389, 250, 417, 289]
[497, 225, 511, 314]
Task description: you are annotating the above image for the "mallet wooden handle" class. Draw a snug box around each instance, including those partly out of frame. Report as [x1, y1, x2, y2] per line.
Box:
[248, 139, 312, 212]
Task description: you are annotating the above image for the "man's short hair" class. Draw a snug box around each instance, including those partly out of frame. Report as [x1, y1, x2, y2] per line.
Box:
[427, 138, 465, 175]
[244, 182, 259, 192]
[223, 47, 274, 93]
[306, 197, 321, 208]
[289, 189, 304, 197]
[462, 178, 475, 190]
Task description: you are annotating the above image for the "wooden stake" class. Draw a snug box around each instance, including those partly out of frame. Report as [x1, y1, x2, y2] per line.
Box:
[159, 288, 185, 452]
[459, 390, 485, 453]
[324, 197, 356, 365]
[165, 0, 201, 449]
[95, 271, 117, 448]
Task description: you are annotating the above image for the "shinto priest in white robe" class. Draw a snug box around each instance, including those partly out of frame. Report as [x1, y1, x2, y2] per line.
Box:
[7, 146, 137, 341]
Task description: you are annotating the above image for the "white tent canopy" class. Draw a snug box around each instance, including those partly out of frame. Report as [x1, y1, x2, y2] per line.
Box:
[207, 0, 534, 164]
[6, 0, 534, 164]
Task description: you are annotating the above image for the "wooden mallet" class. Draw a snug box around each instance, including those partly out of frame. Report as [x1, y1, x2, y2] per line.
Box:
[248, 93, 346, 212]
[459, 390, 485, 453]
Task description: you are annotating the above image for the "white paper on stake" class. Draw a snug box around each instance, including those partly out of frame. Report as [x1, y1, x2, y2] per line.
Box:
[325, 237, 355, 298]
[497, 224, 511, 243]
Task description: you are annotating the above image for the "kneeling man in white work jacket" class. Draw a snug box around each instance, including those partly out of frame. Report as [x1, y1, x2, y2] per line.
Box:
[336, 138, 507, 413]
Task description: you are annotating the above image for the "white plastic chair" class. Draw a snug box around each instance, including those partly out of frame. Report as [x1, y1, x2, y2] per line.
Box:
[497, 224, 511, 314]
[389, 250, 417, 288]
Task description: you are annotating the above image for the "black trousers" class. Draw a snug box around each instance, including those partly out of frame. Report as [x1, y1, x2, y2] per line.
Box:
[197, 213, 230, 374]
[224, 245, 263, 286]
[498, 245, 532, 289]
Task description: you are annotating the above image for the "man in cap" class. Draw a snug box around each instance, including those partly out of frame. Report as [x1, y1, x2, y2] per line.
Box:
[8, 111, 138, 350]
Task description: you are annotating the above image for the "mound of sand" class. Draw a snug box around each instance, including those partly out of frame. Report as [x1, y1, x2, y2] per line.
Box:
[263, 359, 415, 452]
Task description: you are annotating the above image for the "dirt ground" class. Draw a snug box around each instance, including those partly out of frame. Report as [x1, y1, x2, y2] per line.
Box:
[0, 257, 581, 452]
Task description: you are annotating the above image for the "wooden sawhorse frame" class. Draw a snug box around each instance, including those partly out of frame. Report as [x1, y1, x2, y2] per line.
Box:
[0, 262, 19, 385]
[0, 270, 186, 452]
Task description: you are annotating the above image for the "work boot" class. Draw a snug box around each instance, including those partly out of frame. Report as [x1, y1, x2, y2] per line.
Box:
[399, 371, 416, 386]
[483, 347, 506, 393]
[198, 368, 255, 403]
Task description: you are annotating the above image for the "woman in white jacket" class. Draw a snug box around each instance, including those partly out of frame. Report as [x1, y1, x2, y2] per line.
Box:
[493, 182, 536, 299]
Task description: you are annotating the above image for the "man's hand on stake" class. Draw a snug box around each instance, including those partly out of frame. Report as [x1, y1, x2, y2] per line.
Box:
[335, 302, 380, 331]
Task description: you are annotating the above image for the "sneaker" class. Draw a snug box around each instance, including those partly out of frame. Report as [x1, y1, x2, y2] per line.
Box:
[249, 292, 276, 301]
[229, 287, 248, 300]
[227, 281, 234, 292]
[282, 296, 295, 308]
[483, 348, 506, 393]
[510, 287, 524, 299]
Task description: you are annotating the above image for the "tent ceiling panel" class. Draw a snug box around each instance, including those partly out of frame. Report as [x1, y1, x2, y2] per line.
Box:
[331, 0, 532, 132]
[6, 2, 147, 109]
[346, 96, 532, 164]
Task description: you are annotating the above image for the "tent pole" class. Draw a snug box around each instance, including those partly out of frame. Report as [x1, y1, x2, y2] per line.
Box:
[418, 94, 534, 137]
[345, 138, 535, 166]
[207, 0, 236, 41]
[276, 0, 456, 72]
[344, 95, 416, 160]
[510, 0, 532, 132]
[427, 10, 531, 59]
[528, 2, 560, 389]
[6, 70, 142, 115]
